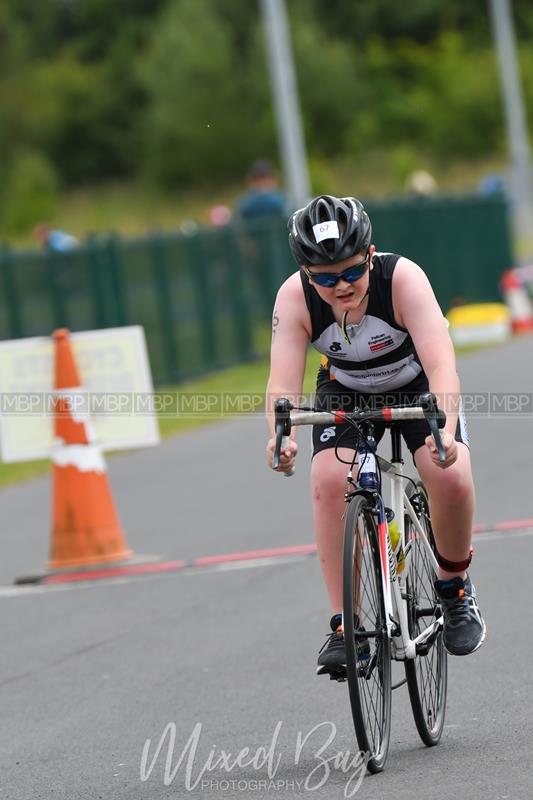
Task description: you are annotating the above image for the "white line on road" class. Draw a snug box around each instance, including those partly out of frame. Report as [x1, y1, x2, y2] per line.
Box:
[472, 528, 533, 544]
[0, 527, 531, 600]
[0, 555, 312, 599]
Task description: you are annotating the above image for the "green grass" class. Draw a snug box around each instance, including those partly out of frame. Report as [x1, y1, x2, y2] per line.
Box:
[0, 458, 53, 488]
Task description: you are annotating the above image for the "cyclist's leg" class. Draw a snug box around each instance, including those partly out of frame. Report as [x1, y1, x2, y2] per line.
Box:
[395, 374, 474, 579]
[311, 368, 358, 611]
[311, 367, 385, 611]
[401, 409, 485, 655]
[414, 442, 474, 581]
[311, 448, 356, 612]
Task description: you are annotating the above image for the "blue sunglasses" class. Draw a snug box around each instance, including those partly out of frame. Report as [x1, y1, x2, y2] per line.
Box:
[304, 255, 369, 287]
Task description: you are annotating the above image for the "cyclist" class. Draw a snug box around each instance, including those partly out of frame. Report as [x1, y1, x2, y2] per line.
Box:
[265, 195, 486, 675]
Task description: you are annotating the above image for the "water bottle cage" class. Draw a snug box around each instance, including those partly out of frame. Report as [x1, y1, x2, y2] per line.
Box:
[434, 546, 473, 573]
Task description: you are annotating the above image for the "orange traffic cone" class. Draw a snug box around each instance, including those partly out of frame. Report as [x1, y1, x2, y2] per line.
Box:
[48, 328, 133, 570]
[500, 269, 533, 334]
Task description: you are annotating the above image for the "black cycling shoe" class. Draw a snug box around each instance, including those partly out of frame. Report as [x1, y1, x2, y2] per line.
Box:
[316, 614, 371, 676]
[435, 575, 486, 656]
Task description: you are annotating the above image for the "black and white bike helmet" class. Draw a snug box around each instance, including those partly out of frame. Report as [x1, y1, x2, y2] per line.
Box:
[288, 195, 372, 265]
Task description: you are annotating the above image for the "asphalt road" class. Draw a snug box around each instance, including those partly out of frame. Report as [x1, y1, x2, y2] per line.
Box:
[2, 336, 533, 799]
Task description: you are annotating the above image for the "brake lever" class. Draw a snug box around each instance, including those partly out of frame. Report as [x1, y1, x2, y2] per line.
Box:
[419, 392, 447, 464]
[272, 398, 295, 476]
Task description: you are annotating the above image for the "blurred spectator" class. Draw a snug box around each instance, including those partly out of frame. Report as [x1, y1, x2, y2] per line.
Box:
[208, 205, 232, 226]
[405, 169, 438, 198]
[236, 159, 286, 220]
[33, 223, 79, 252]
[478, 173, 505, 197]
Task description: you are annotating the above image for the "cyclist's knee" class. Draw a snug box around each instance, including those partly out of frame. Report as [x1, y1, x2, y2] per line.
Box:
[311, 450, 349, 505]
[422, 463, 474, 506]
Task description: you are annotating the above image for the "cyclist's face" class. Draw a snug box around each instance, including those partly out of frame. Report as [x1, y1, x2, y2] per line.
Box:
[304, 247, 374, 308]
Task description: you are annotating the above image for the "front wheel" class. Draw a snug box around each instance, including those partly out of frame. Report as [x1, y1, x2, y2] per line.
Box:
[404, 481, 448, 746]
[343, 494, 392, 773]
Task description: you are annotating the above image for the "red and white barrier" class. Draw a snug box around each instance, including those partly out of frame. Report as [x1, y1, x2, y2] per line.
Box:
[500, 268, 533, 333]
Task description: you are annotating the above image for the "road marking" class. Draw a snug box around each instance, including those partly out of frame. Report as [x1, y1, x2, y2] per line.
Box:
[185, 555, 311, 575]
[471, 528, 533, 544]
[42, 559, 186, 584]
[1, 523, 532, 599]
[0, 555, 313, 598]
[192, 543, 317, 566]
[13, 545, 318, 588]
[473, 517, 533, 533]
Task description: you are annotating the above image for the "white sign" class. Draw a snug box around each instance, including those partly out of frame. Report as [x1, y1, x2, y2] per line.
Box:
[0, 326, 160, 462]
[312, 221, 340, 243]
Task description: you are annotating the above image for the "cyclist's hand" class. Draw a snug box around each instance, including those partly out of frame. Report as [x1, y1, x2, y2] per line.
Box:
[424, 431, 457, 468]
[267, 437, 298, 473]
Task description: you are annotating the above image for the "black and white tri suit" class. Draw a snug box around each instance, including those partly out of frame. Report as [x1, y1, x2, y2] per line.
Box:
[301, 252, 468, 458]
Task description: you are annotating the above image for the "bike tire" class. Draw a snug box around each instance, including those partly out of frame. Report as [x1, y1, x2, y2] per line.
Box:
[343, 494, 392, 774]
[404, 481, 448, 746]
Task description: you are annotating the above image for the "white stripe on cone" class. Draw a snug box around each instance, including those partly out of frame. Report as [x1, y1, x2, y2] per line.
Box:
[52, 443, 106, 473]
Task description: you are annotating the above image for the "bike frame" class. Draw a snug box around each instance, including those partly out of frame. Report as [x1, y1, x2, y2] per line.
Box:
[372, 446, 443, 660]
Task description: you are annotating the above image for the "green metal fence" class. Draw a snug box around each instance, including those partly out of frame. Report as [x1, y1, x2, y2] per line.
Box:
[365, 193, 514, 309]
[0, 193, 513, 385]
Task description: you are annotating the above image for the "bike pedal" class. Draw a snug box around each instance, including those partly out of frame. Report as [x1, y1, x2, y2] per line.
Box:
[329, 671, 347, 682]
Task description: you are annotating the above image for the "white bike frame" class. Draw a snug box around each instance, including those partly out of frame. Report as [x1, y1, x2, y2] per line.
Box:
[374, 452, 443, 660]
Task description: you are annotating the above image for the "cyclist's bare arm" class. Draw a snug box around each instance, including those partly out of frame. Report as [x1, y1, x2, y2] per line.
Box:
[392, 258, 460, 462]
[266, 273, 311, 470]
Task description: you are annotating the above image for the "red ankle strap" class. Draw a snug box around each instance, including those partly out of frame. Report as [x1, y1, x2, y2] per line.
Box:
[434, 546, 473, 573]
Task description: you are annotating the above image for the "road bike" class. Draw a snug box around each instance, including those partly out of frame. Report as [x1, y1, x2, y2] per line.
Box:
[272, 393, 448, 773]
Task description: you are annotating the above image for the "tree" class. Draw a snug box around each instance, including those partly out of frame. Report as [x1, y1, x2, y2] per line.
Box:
[139, 0, 274, 187]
